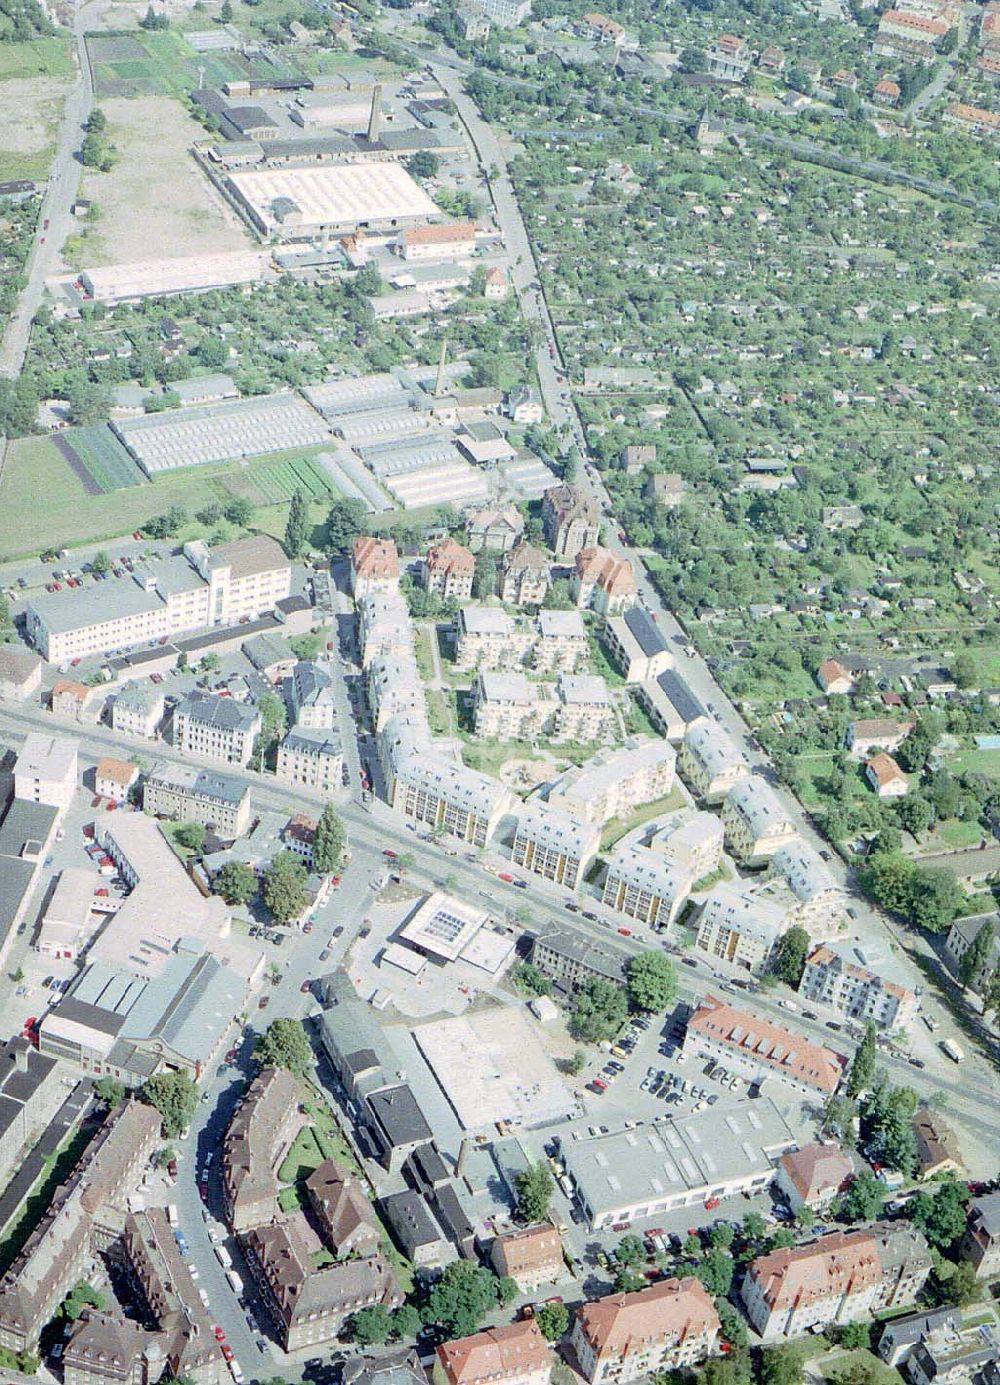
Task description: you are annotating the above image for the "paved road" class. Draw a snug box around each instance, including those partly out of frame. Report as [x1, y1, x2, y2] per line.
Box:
[0, 0, 105, 383]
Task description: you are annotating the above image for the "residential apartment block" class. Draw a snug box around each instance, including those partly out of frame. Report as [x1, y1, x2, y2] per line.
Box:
[571, 547, 638, 616]
[94, 756, 138, 803]
[490, 1226, 565, 1292]
[172, 690, 261, 767]
[390, 749, 513, 847]
[530, 928, 630, 991]
[111, 680, 165, 739]
[500, 542, 550, 606]
[52, 678, 92, 722]
[368, 652, 426, 733]
[26, 535, 291, 663]
[14, 731, 78, 812]
[222, 1066, 306, 1232]
[571, 1278, 720, 1383]
[944, 914, 1000, 993]
[532, 610, 588, 673]
[434, 1320, 551, 1385]
[603, 607, 671, 684]
[775, 1142, 853, 1214]
[455, 609, 534, 672]
[423, 537, 475, 601]
[289, 661, 337, 729]
[684, 995, 844, 1096]
[555, 674, 615, 743]
[358, 591, 413, 668]
[722, 777, 798, 864]
[696, 885, 789, 974]
[0, 646, 42, 702]
[542, 484, 602, 558]
[467, 506, 524, 553]
[741, 1225, 932, 1341]
[679, 718, 750, 802]
[846, 718, 915, 759]
[602, 845, 693, 929]
[143, 761, 252, 837]
[511, 801, 601, 891]
[351, 536, 400, 597]
[647, 809, 724, 879]
[545, 738, 676, 825]
[962, 1193, 1000, 1279]
[800, 943, 917, 1029]
[768, 840, 846, 930]
[276, 726, 345, 793]
[474, 670, 546, 740]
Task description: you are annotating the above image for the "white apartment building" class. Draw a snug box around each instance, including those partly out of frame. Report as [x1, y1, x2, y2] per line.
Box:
[111, 681, 165, 740]
[391, 753, 513, 847]
[455, 608, 532, 672]
[473, 671, 547, 740]
[532, 610, 588, 674]
[351, 536, 399, 598]
[499, 543, 549, 607]
[545, 739, 676, 826]
[25, 536, 291, 663]
[172, 691, 261, 768]
[603, 608, 671, 684]
[799, 943, 917, 1030]
[275, 728, 345, 794]
[602, 845, 693, 930]
[722, 778, 798, 865]
[143, 762, 253, 838]
[769, 840, 846, 931]
[358, 591, 413, 668]
[511, 801, 601, 891]
[679, 718, 750, 802]
[696, 884, 789, 974]
[555, 675, 615, 744]
[647, 810, 724, 880]
[465, 0, 531, 25]
[367, 652, 426, 733]
[571, 1279, 720, 1385]
[14, 733, 79, 813]
[288, 661, 337, 730]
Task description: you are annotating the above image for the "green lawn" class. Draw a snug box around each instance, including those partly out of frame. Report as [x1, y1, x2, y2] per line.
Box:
[0, 36, 74, 79]
[0, 435, 332, 560]
[278, 1125, 324, 1184]
[601, 785, 688, 850]
[948, 747, 1000, 780]
[923, 818, 988, 850]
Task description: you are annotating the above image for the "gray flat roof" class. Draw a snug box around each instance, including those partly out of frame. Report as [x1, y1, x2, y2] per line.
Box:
[655, 668, 704, 723]
[147, 762, 249, 807]
[366, 1084, 432, 1148]
[624, 606, 670, 658]
[27, 577, 162, 635]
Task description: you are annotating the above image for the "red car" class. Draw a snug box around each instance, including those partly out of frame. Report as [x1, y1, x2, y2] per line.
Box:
[300, 980, 312, 994]
[704, 1197, 720, 1211]
[258, 996, 270, 1010]
[221, 1345, 234, 1362]
[498, 872, 514, 883]
[167, 1159, 178, 1179]
[213, 1327, 226, 1343]
[617, 927, 632, 937]
[329, 875, 341, 888]
[21, 1017, 37, 1034]
[383, 849, 398, 859]
[225, 1048, 237, 1063]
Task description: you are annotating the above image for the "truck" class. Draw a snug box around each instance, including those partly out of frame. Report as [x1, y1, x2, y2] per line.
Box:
[167, 1205, 179, 1228]
[214, 1244, 233, 1270]
[940, 1038, 965, 1063]
[225, 1269, 243, 1296]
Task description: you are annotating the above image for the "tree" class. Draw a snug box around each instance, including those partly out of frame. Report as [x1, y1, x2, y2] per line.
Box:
[326, 497, 368, 554]
[697, 1247, 734, 1297]
[760, 1344, 805, 1385]
[846, 1021, 877, 1098]
[716, 1300, 750, 1351]
[61, 1282, 105, 1321]
[200, 652, 222, 676]
[950, 653, 977, 690]
[392, 1304, 422, 1341]
[932, 1259, 982, 1308]
[909, 866, 963, 933]
[514, 1162, 554, 1224]
[771, 926, 811, 987]
[742, 1211, 767, 1243]
[173, 821, 206, 854]
[838, 1171, 886, 1224]
[821, 1093, 858, 1146]
[473, 549, 498, 600]
[91, 550, 111, 575]
[263, 851, 310, 924]
[255, 1017, 313, 1078]
[312, 803, 346, 873]
[614, 1265, 647, 1293]
[536, 1301, 569, 1341]
[616, 1234, 645, 1266]
[959, 921, 994, 990]
[350, 1304, 391, 1344]
[284, 488, 309, 558]
[141, 1071, 199, 1138]
[796, 1207, 816, 1231]
[838, 1323, 871, 1351]
[93, 1077, 125, 1108]
[422, 1261, 504, 1338]
[895, 794, 933, 837]
[625, 951, 677, 1013]
[565, 1049, 586, 1076]
[212, 861, 257, 906]
[65, 376, 111, 424]
[289, 631, 324, 661]
[907, 1180, 969, 1252]
[512, 962, 553, 996]
[224, 497, 253, 527]
[407, 151, 440, 179]
[255, 691, 287, 765]
[569, 977, 628, 1043]
[710, 1222, 735, 1249]
[219, 0, 233, 19]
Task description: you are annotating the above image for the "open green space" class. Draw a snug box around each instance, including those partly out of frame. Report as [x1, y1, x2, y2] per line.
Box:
[86, 28, 302, 99]
[278, 1124, 324, 1184]
[601, 785, 687, 851]
[948, 747, 1000, 781]
[0, 1123, 94, 1276]
[0, 35, 73, 78]
[59, 424, 145, 492]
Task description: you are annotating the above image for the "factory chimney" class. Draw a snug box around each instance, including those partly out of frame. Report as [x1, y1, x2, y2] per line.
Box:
[367, 83, 383, 144]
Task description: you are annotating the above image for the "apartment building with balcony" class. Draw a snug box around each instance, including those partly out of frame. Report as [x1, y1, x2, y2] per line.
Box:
[510, 801, 601, 891]
[542, 485, 602, 558]
[111, 680, 165, 740]
[500, 542, 550, 607]
[647, 810, 724, 880]
[351, 536, 400, 598]
[722, 778, 798, 865]
[603, 607, 671, 684]
[799, 943, 917, 1030]
[571, 548, 638, 616]
[602, 845, 693, 930]
[422, 538, 475, 601]
[276, 726, 345, 794]
[545, 738, 676, 825]
[679, 718, 750, 802]
[695, 885, 789, 974]
[768, 840, 846, 930]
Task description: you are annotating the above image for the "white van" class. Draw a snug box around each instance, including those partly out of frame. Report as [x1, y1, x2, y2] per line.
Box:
[215, 1244, 233, 1270]
[225, 1269, 243, 1296]
[167, 1205, 179, 1228]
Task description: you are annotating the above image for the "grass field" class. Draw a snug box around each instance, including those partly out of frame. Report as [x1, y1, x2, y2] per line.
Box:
[0, 434, 340, 560]
[0, 36, 74, 79]
[949, 747, 1000, 780]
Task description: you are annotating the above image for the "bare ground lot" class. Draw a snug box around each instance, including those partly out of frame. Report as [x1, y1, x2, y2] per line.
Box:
[67, 95, 253, 268]
[0, 75, 75, 182]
